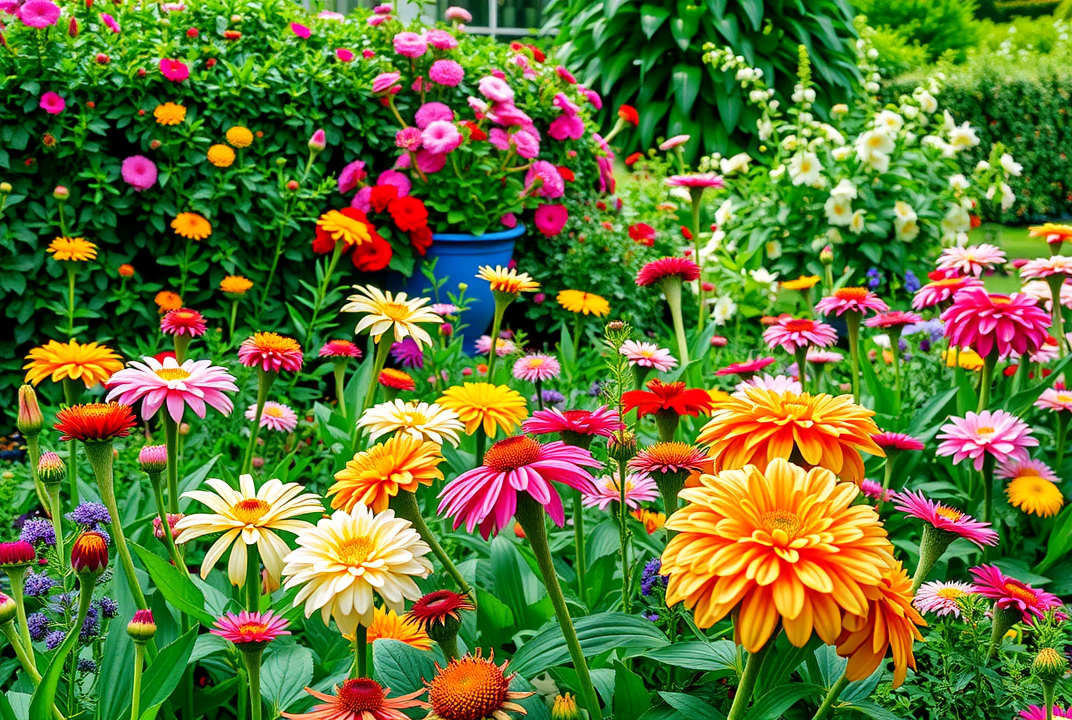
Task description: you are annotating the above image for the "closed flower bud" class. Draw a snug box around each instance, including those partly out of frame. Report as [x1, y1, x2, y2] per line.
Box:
[457, 282, 468, 292]
[71, 532, 108, 577]
[607, 431, 638, 464]
[127, 609, 157, 642]
[95, 53, 110, 64]
[0, 182, 11, 194]
[68, 17, 78, 36]
[552, 694, 581, 720]
[137, 68, 146, 77]
[440, 322, 453, 337]
[1034, 646, 1068, 685]
[0, 593, 16, 625]
[0, 541, 35, 568]
[38, 451, 66, 485]
[138, 445, 168, 474]
[52, 186, 69, 201]
[17, 385, 44, 436]
[820, 245, 834, 265]
[308, 129, 326, 153]
[286, 180, 299, 191]
[150, 139, 161, 149]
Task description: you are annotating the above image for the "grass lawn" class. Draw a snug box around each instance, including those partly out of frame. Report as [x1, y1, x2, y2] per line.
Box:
[975, 223, 1046, 294]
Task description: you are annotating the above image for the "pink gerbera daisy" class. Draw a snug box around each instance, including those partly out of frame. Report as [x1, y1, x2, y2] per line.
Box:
[734, 374, 802, 397]
[937, 244, 1007, 278]
[894, 489, 999, 548]
[430, 303, 458, 316]
[582, 473, 658, 510]
[912, 275, 985, 310]
[522, 406, 622, 443]
[714, 357, 776, 377]
[936, 409, 1037, 471]
[210, 610, 290, 644]
[913, 580, 976, 618]
[1021, 706, 1072, 720]
[475, 335, 517, 357]
[245, 401, 298, 433]
[872, 432, 925, 453]
[1019, 255, 1072, 281]
[106, 356, 237, 423]
[860, 479, 893, 502]
[806, 349, 843, 364]
[865, 311, 923, 330]
[664, 173, 723, 189]
[318, 339, 362, 359]
[619, 341, 677, 372]
[762, 316, 838, 353]
[970, 564, 1063, 624]
[941, 287, 1050, 359]
[160, 308, 207, 337]
[636, 257, 701, 287]
[1035, 387, 1072, 412]
[815, 287, 889, 317]
[996, 458, 1058, 482]
[238, 332, 304, 373]
[512, 354, 561, 382]
[438, 436, 600, 539]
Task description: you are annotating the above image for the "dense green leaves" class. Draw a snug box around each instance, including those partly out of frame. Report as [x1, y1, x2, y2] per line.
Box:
[510, 612, 670, 677]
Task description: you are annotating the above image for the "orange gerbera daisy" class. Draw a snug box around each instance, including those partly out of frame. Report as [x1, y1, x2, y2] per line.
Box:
[1029, 223, 1072, 244]
[172, 212, 212, 240]
[696, 386, 884, 484]
[328, 434, 445, 513]
[661, 459, 896, 651]
[836, 561, 926, 688]
[24, 339, 123, 388]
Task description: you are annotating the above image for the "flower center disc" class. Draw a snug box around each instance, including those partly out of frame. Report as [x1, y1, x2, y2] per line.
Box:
[430, 658, 510, 720]
[382, 302, 411, 320]
[232, 498, 270, 525]
[483, 436, 541, 473]
[784, 319, 816, 333]
[835, 287, 869, 301]
[936, 587, 966, 600]
[337, 536, 374, 566]
[264, 406, 284, 418]
[761, 510, 801, 537]
[934, 506, 963, 522]
[337, 678, 385, 713]
[1004, 581, 1038, 604]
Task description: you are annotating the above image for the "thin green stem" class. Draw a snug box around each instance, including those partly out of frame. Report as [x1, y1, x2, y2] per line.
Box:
[474, 427, 487, 466]
[616, 461, 631, 615]
[978, 352, 998, 414]
[690, 189, 705, 332]
[258, 223, 289, 320]
[62, 381, 79, 506]
[535, 379, 544, 411]
[333, 362, 348, 419]
[1, 621, 41, 684]
[131, 642, 146, 720]
[26, 435, 49, 526]
[1047, 275, 1068, 356]
[573, 488, 587, 606]
[889, 329, 903, 412]
[242, 370, 276, 475]
[846, 312, 862, 404]
[725, 639, 773, 720]
[982, 453, 996, 528]
[1056, 412, 1069, 471]
[303, 243, 344, 350]
[486, 297, 511, 382]
[876, 457, 894, 514]
[811, 673, 851, 720]
[241, 647, 265, 720]
[353, 625, 368, 679]
[661, 278, 690, 366]
[1044, 682, 1056, 720]
[355, 341, 393, 449]
[572, 314, 584, 356]
[149, 473, 185, 570]
[229, 300, 239, 345]
[391, 492, 475, 602]
[66, 265, 76, 340]
[45, 483, 66, 574]
[245, 543, 261, 612]
[794, 346, 809, 394]
[6, 568, 36, 671]
[910, 524, 955, 594]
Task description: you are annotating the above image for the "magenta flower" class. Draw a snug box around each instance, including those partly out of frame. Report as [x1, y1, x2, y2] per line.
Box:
[367, 14, 388, 26]
[996, 458, 1058, 482]
[816, 287, 889, 317]
[524, 161, 564, 199]
[522, 406, 622, 439]
[445, 5, 472, 22]
[373, 3, 392, 13]
[211, 610, 290, 644]
[159, 58, 189, 82]
[100, 13, 120, 32]
[290, 22, 310, 38]
[512, 128, 540, 159]
[911, 275, 984, 310]
[426, 28, 458, 50]
[389, 337, 424, 369]
[941, 287, 1050, 359]
[319, 339, 362, 359]
[478, 76, 514, 104]
[238, 333, 304, 374]
[583, 473, 657, 510]
[534, 204, 568, 236]
[371, 72, 401, 94]
[121, 156, 158, 192]
[160, 308, 207, 337]
[555, 65, 577, 84]
[970, 564, 1063, 624]
[583, 89, 602, 109]
[664, 173, 723, 189]
[762, 316, 838, 353]
[715, 357, 776, 377]
[937, 244, 1007, 278]
[438, 436, 600, 539]
[872, 432, 925, 453]
[395, 127, 423, 152]
[1021, 706, 1072, 720]
[19, 0, 60, 28]
[636, 256, 700, 287]
[512, 354, 561, 382]
[393, 31, 427, 58]
[106, 356, 238, 423]
[865, 310, 922, 330]
[894, 489, 999, 548]
[487, 102, 532, 128]
[414, 101, 454, 129]
[335, 48, 354, 62]
[937, 409, 1037, 471]
[308, 129, 326, 152]
[913, 580, 976, 618]
[659, 135, 690, 151]
[244, 401, 298, 433]
[39, 91, 66, 115]
[859, 479, 893, 503]
[376, 169, 411, 197]
[337, 160, 367, 194]
[428, 59, 464, 87]
[549, 115, 585, 141]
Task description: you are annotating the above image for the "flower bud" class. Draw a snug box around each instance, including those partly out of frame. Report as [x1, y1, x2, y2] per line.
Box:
[118, 263, 135, 278]
[457, 282, 468, 292]
[440, 322, 453, 337]
[179, 423, 190, 436]
[153, 514, 184, 542]
[138, 445, 168, 474]
[17, 385, 43, 436]
[68, 17, 78, 36]
[0, 541, 35, 568]
[308, 129, 326, 153]
[0, 182, 11, 194]
[1033, 646, 1068, 685]
[52, 186, 69, 201]
[286, 180, 299, 191]
[276, 157, 287, 168]
[607, 431, 638, 465]
[71, 532, 108, 578]
[38, 451, 66, 485]
[95, 53, 110, 65]
[150, 139, 161, 149]
[0, 593, 17, 625]
[552, 694, 581, 720]
[127, 609, 157, 643]
[820, 245, 834, 265]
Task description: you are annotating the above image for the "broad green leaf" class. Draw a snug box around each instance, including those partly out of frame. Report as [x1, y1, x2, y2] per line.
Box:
[671, 64, 703, 117]
[659, 691, 726, 719]
[613, 660, 651, 720]
[372, 639, 442, 695]
[643, 640, 737, 673]
[841, 700, 909, 720]
[510, 612, 670, 677]
[640, 4, 671, 38]
[118, 628, 198, 720]
[262, 644, 315, 715]
[130, 542, 215, 625]
[1037, 504, 1072, 574]
[748, 683, 825, 720]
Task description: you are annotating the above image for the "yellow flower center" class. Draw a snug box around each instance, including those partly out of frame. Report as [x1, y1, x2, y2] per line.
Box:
[1058, 394, 1072, 404]
[382, 302, 412, 321]
[976, 427, 994, 436]
[155, 368, 192, 381]
[528, 358, 545, 367]
[232, 498, 270, 525]
[761, 510, 801, 537]
[235, 621, 268, 638]
[835, 287, 869, 301]
[337, 536, 374, 566]
[934, 506, 963, 522]
[264, 406, 284, 418]
[402, 411, 428, 426]
[936, 587, 967, 600]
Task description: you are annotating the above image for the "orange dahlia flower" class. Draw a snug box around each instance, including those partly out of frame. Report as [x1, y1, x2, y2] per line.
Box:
[696, 386, 884, 484]
[661, 459, 896, 652]
[328, 434, 445, 513]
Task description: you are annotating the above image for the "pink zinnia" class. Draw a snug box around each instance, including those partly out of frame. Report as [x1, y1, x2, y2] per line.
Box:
[894, 489, 998, 547]
[941, 287, 1050, 359]
[121, 156, 158, 191]
[421, 120, 462, 155]
[912, 275, 985, 310]
[970, 565, 1063, 624]
[997, 458, 1058, 482]
[937, 244, 1007, 278]
[478, 76, 514, 104]
[395, 127, 423, 152]
[335, 48, 354, 62]
[159, 58, 190, 82]
[636, 256, 701, 287]
[872, 432, 925, 453]
[438, 436, 600, 539]
[512, 353, 561, 382]
[619, 340, 676, 372]
[1021, 707, 1072, 720]
[1035, 387, 1072, 412]
[1020, 255, 1072, 281]
[522, 406, 622, 439]
[816, 287, 889, 317]
[429, 59, 464, 87]
[425, 29, 458, 50]
[39, 91, 65, 115]
[582, 473, 657, 510]
[245, 401, 298, 433]
[415, 101, 453, 129]
[19, 0, 59, 27]
[715, 357, 776, 377]
[211, 610, 290, 644]
[160, 308, 207, 337]
[913, 580, 976, 618]
[290, 22, 310, 38]
[319, 339, 362, 359]
[865, 311, 922, 330]
[393, 31, 427, 58]
[534, 204, 568, 237]
[106, 356, 238, 423]
[936, 409, 1037, 471]
[337, 160, 367, 193]
[859, 479, 893, 502]
[238, 332, 304, 374]
[445, 6, 471, 22]
[629, 443, 707, 476]
[524, 161, 564, 199]
[665, 173, 723, 189]
[762, 316, 838, 353]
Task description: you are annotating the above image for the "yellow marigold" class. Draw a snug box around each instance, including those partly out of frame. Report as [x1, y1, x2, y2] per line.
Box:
[207, 144, 236, 168]
[1006, 475, 1064, 517]
[328, 434, 445, 513]
[477, 265, 540, 296]
[24, 339, 123, 388]
[782, 275, 821, 291]
[220, 275, 254, 295]
[155, 291, 183, 312]
[317, 210, 372, 248]
[662, 459, 897, 651]
[697, 386, 884, 484]
[225, 126, 254, 148]
[171, 212, 212, 241]
[153, 102, 187, 126]
[358, 606, 432, 650]
[47, 237, 97, 262]
[556, 289, 610, 317]
[942, 347, 984, 371]
[437, 382, 528, 438]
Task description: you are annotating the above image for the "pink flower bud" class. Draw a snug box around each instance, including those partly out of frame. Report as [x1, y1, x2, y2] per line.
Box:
[308, 129, 326, 153]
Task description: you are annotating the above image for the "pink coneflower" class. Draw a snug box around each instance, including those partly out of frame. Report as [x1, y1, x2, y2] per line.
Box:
[860, 479, 893, 502]
[636, 257, 701, 287]
[734, 374, 802, 396]
[210, 610, 290, 644]
[1020, 255, 1072, 281]
[20, 0, 60, 28]
[1035, 387, 1072, 412]
[816, 287, 889, 317]
[106, 356, 237, 423]
[474, 335, 517, 357]
[159, 58, 190, 82]
[238, 332, 304, 374]
[438, 436, 600, 539]
[522, 406, 622, 440]
[715, 357, 776, 377]
[913, 580, 976, 618]
[807, 349, 843, 364]
[512, 354, 560, 382]
[866, 311, 923, 330]
[912, 275, 985, 310]
[894, 489, 999, 547]
[937, 244, 1007, 278]
[936, 409, 1036, 471]
[160, 308, 206, 337]
[39, 91, 66, 115]
[245, 401, 298, 433]
[582, 473, 657, 510]
[430, 303, 458, 316]
[941, 287, 1050, 359]
[319, 339, 362, 359]
[664, 173, 723, 189]
[872, 432, 925, 453]
[763, 316, 838, 353]
[121, 156, 158, 192]
[970, 565, 1063, 624]
[619, 341, 676, 372]
[289, 22, 311, 38]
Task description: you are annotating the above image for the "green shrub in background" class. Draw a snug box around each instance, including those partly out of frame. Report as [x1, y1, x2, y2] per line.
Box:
[868, 25, 931, 77]
[853, 0, 981, 62]
[975, 14, 1069, 54]
[542, 0, 860, 162]
[981, 0, 1061, 20]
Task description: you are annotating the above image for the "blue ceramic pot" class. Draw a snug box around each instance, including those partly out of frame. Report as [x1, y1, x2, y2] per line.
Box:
[390, 223, 525, 351]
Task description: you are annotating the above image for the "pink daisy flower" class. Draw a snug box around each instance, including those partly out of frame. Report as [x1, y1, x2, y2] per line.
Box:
[636, 257, 701, 287]
[210, 610, 290, 644]
[39, 91, 65, 115]
[763, 316, 838, 353]
[912, 275, 985, 310]
[715, 357, 776, 377]
[937, 243, 1007, 278]
[941, 287, 1050, 359]
[734, 374, 802, 397]
[936, 409, 1037, 471]
[522, 406, 622, 440]
[238, 332, 304, 374]
[478, 76, 514, 104]
[245, 401, 298, 433]
[159, 58, 190, 82]
[619, 340, 677, 372]
[121, 155, 158, 192]
[806, 349, 843, 364]
[1035, 387, 1072, 412]
[659, 135, 690, 151]
[815, 287, 889, 317]
[582, 473, 658, 510]
[859, 479, 893, 502]
[913, 580, 976, 618]
[970, 564, 1063, 624]
[664, 173, 723, 189]
[1020, 255, 1072, 281]
[106, 356, 237, 423]
[438, 437, 600, 539]
[160, 308, 207, 337]
[20, 0, 60, 27]
[997, 458, 1058, 483]
[872, 432, 925, 453]
[1021, 706, 1072, 720]
[430, 303, 458, 316]
[893, 489, 999, 547]
[512, 354, 561, 382]
[865, 310, 923, 330]
[393, 31, 427, 58]
[318, 339, 362, 359]
[475, 335, 517, 357]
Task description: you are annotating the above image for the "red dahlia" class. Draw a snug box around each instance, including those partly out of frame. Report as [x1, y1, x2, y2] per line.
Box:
[369, 185, 399, 213]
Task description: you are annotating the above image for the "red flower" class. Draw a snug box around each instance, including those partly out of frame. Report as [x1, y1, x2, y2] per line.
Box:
[205, 58, 217, 68]
[312, 207, 371, 255]
[71, 532, 108, 575]
[636, 256, 700, 286]
[557, 166, 575, 182]
[680, 225, 693, 240]
[370, 185, 399, 213]
[223, 30, 240, 40]
[409, 226, 433, 256]
[625, 152, 643, 166]
[621, 379, 714, 419]
[0, 541, 35, 567]
[618, 104, 639, 127]
[55, 403, 136, 442]
[464, 121, 487, 141]
[351, 232, 392, 272]
[527, 44, 545, 62]
[388, 196, 429, 233]
[628, 223, 656, 245]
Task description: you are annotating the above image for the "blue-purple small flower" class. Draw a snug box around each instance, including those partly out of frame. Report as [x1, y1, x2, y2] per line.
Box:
[27, 613, 49, 642]
[643, 612, 660, 622]
[20, 519, 56, 547]
[77, 659, 97, 673]
[24, 572, 56, 597]
[904, 270, 921, 294]
[45, 630, 66, 650]
[640, 558, 667, 597]
[866, 267, 882, 290]
[79, 605, 100, 642]
[535, 389, 566, 406]
[98, 597, 118, 619]
[66, 502, 111, 528]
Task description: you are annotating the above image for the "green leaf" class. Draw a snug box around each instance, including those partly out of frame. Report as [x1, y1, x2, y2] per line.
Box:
[640, 4, 671, 38]
[122, 628, 198, 720]
[643, 640, 737, 673]
[841, 700, 909, 720]
[671, 64, 702, 116]
[659, 692, 726, 719]
[1037, 503, 1072, 574]
[510, 612, 670, 677]
[130, 542, 215, 625]
[372, 639, 441, 695]
[748, 684, 825, 720]
[613, 660, 650, 720]
[29, 626, 79, 720]
[262, 644, 315, 715]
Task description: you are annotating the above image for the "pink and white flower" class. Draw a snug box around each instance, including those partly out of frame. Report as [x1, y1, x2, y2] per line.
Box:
[941, 287, 1050, 359]
[913, 580, 976, 618]
[512, 354, 561, 382]
[936, 409, 1037, 471]
[619, 341, 677, 372]
[245, 401, 298, 433]
[734, 374, 802, 396]
[106, 356, 237, 422]
[582, 473, 658, 510]
[763, 316, 838, 353]
[937, 243, 1007, 277]
[893, 489, 999, 548]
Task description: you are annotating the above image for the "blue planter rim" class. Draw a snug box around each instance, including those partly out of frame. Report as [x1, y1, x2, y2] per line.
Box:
[431, 223, 526, 242]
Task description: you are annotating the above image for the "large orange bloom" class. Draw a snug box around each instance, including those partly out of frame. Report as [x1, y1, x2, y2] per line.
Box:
[836, 561, 926, 687]
[696, 387, 884, 484]
[661, 459, 896, 652]
[327, 434, 445, 513]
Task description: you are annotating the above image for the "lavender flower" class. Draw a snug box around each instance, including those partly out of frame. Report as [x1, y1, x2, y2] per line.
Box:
[98, 597, 118, 619]
[640, 558, 667, 597]
[866, 267, 882, 290]
[77, 659, 97, 673]
[535, 389, 566, 406]
[24, 572, 56, 597]
[27, 613, 49, 641]
[20, 519, 56, 547]
[904, 270, 921, 294]
[66, 502, 111, 527]
[643, 612, 660, 622]
[79, 605, 100, 642]
[45, 631, 66, 650]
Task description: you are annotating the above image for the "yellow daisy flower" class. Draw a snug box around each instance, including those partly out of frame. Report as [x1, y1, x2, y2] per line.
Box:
[47, 237, 97, 262]
[221, 275, 254, 295]
[328, 434, 445, 513]
[358, 605, 432, 650]
[153, 102, 187, 126]
[225, 126, 254, 148]
[556, 289, 610, 317]
[1006, 475, 1064, 517]
[477, 265, 540, 296]
[316, 209, 372, 248]
[23, 339, 123, 388]
[942, 347, 984, 371]
[782, 275, 821, 291]
[172, 212, 212, 241]
[341, 285, 443, 350]
[207, 144, 236, 168]
[437, 382, 528, 437]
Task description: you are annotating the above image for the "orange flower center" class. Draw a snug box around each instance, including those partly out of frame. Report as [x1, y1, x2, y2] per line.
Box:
[232, 498, 270, 525]
[252, 333, 300, 354]
[337, 536, 374, 566]
[835, 287, 869, 301]
[934, 506, 963, 522]
[429, 657, 510, 720]
[155, 368, 192, 382]
[527, 358, 545, 367]
[761, 510, 801, 537]
[264, 406, 284, 418]
[483, 436, 541, 473]
[976, 426, 995, 436]
[936, 587, 967, 600]
[784, 319, 816, 332]
[934, 277, 963, 288]
[1057, 394, 1072, 404]
[337, 678, 385, 713]
[381, 302, 412, 321]
[641, 442, 698, 468]
[235, 621, 268, 638]
[1004, 581, 1038, 604]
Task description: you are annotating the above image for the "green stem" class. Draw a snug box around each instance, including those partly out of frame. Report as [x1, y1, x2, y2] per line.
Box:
[242, 370, 277, 475]
[876, 457, 894, 514]
[690, 189, 705, 332]
[486, 296, 511, 382]
[1044, 682, 1056, 720]
[978, 352, 998, 414]
[661, 277, 690, 366]
[45, 483, 66, 574]
[572, 314, 584, 356]
[535, 379, 544, 411]
[66, 265, 76, 340]
[357, 340, 392, 427]
[130, 642, 146, 720]
[258, 226, 288, 320]
[910, 524, 955, 594]
[229, 300, 239, 345]
[985, 606, 1022, 661]
[656, 472, 687, 542]
[572, 489, 587, 605]
[811, 673, 851, 720]
[474, 427, 487, 466]
[148, 472, 186, 570]
[303, 243, 344, 350]
[794, 346, 809, 394]
[846, 312, 862, 404]
[352, 625, 368, 679]
[26, 435, 49, 517]
[438, 633, 459, 661]
[1056, 412, 1069, 471]
[1, 621, 41, 684]
[333, 361, 348, 419]
[245, 543, 261, 611]
[616, 463, 631, 615]
[174, 334, 191, 364]
[391, 492, 475, 602]
[6, 568, 36, 672]
[982, 453, 996, 528]
[241, 647, 265, 720]
[164, 415, 182, 514]
[62, 382, 80, 507]
[515, 495, 601, 720]
[725, 639, 773, 720]
[1047, 275, 1068, 357]
[889, 329, 903, 413]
